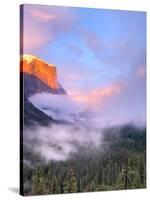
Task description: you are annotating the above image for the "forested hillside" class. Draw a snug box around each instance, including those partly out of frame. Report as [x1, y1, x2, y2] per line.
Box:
[23, 124, 146, 195]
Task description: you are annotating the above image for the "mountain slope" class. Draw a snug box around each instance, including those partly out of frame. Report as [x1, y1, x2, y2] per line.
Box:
[23, 96, 56, 126]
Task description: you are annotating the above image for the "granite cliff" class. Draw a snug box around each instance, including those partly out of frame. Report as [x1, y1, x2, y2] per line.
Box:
[20, 55, 66, 96]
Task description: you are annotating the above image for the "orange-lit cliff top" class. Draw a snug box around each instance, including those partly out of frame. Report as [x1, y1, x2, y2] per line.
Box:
[20, 54, 59, 89]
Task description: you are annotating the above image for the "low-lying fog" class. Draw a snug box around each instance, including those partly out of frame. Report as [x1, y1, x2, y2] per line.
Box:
[29, 90, 145, 128]
[26, 78, 145, 162]
[24, 124, 103, 161]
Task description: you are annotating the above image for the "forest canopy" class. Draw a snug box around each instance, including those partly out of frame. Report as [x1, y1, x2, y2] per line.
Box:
[22, 124, 146, 195]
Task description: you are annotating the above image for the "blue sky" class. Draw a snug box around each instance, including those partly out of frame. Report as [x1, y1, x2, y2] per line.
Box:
[22, 4, 146, 124]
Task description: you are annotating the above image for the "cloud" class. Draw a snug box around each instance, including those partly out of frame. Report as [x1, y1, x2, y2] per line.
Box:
[79, 28, 105, 54]
[29, 93, 85, 123]
[56, 58, 115, 96]
[29, 82, 124, 127]
[23, 19, 53, 51]
[88, 75, 146, 126]
[104, 41, 146, 70]
[22, 5, 77, 52]
[77, 24, 145, 73]
[29, 8, 57, 22]
[71, 83, 122, 104]
[29, 83, 122, 114]
[24, 124, 103, 161]
[24, 80, 146, 163]
[25, 77, 146, 163]
[29, 67, 146, 127]
[137, 65, 146, 77]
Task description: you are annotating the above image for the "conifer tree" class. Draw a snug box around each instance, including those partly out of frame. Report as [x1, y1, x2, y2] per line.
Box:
[63, 168, 77, 193]
[31, 168, 47, 195]
[51, 175, 60, 194]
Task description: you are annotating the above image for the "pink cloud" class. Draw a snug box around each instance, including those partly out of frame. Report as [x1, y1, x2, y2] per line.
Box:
[137, 65, 146, 77]
[22, 19, 53, 51]
[29, 8, 57, 22]
[71, 83, 122, 104]
[22, 5, 77, 52]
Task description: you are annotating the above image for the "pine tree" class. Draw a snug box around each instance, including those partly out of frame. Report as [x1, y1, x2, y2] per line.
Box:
[138, 154, 146, 187]
[46, 168, 52, 193]
[31, 168, 47, 195]
[63, 168, 77, 193]
[51, 175, 60, 194]
[116, 151, 129, 189]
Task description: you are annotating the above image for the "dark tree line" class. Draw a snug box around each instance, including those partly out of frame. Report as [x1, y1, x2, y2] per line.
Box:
[23, 125, 146, 195]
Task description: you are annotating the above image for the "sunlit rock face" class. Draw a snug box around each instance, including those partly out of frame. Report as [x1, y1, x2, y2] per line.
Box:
[20, 54, 66, 96]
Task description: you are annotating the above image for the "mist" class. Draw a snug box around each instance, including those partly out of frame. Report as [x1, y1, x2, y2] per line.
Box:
[24, 124, 103, 162]
[29, 93, 86, 123]
[27, 74, 146, 162]
[29, 72, 146, 128]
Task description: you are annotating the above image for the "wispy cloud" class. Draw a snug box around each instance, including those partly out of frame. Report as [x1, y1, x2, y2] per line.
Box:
[137, 65, 146, 77]
[23, 19, 53, 51]
[79, 28, 105, 54]
[29, 70, 146, 127]
[29, 8, 57, 22]
[22, 5, 77, 52]
[79, 29, 145, 72]
[71, 83, 122, 104]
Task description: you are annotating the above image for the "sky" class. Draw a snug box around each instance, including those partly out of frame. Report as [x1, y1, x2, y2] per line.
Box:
[22, 4, 146, 125]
